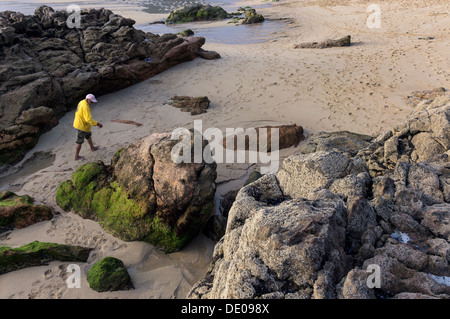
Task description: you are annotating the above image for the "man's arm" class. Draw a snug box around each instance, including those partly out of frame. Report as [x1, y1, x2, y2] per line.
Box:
[83, 105, 98, 127]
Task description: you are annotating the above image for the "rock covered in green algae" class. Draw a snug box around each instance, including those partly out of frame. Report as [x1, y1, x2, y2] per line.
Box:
[242, 8, 265, 24]
[56, 132, 217, 252]
[165, 4, 228, 24]
[87, 257, 133, 292]
[178, 29, 195, 37]
[0, 241, 92, 274]
[0, 190, 54, 232]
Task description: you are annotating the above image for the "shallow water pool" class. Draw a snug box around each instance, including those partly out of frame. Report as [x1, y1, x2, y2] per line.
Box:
[139, 19, 291, 45]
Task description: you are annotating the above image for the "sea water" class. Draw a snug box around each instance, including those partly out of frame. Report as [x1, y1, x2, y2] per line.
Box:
[0, 0, 248, 16]
[0, 0, 289, 44]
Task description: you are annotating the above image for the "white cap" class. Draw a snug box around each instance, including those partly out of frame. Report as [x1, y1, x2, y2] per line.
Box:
[86, 94, 97, 103]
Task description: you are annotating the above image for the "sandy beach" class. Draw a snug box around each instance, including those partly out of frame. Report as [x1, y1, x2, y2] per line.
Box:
[0, 0, 449, 298]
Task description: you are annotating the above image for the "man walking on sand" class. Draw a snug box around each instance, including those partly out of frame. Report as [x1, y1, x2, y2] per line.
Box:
[73, 94, 103, 160]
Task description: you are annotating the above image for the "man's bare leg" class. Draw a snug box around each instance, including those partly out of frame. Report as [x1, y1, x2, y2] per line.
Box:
[87, 137, 99, 151]
[75, 143, 84, 160]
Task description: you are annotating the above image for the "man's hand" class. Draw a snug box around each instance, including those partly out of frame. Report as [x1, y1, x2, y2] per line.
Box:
[97, 123, 103, 128]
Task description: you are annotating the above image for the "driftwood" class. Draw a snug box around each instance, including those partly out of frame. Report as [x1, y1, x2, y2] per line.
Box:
[294, 35, 351, 49]
[111, 120, 143, 127]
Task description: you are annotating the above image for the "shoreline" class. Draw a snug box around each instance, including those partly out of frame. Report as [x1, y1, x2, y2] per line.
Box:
[1, 0, 449, 299]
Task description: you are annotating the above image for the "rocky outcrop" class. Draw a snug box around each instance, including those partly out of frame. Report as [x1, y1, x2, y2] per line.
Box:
[189, 175, 350, 299]
[0, 241, 92, 275]
[189, 90, 450, 299]
[165, 4, 228, 24]
[56, 132, 217, 252]
[0, 190, 54, 232]
[294, 35, 351, 49]
[356, 91, 450, 176]
[0, 6, 208, 167]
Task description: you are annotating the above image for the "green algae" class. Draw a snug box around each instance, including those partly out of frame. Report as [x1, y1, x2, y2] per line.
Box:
[0, 241, 92, 274]
[0, 191, 53, 231]
[56, 153, 215, 252]
[87, 257, 133, 292]
[55, 162, 188, 252]
[166, 5, 228, 24]
[0, 191, 33, 207]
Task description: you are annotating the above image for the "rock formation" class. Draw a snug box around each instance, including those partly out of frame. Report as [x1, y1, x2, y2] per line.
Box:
[0, 6, 208, 167]
[165, 4, 228, 24]
[87, 257, 134, 292]
[168, 96, 211, 115]
[223, 124, 305, 153]
[56, 132, 217, 252]
[0, 241, 92, 275]
[0, 190, 54, 232]
[189, 90, 450, 299]
[294, 35, 351, 49]
[242, 8, 265, 25]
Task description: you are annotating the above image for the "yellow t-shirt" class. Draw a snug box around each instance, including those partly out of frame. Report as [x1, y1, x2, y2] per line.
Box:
[73, 99, 98, 132]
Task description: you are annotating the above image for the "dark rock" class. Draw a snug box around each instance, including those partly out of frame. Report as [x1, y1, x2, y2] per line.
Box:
[219, 189, 239, 218]
[0, 190, 54, 232]
[0, 241, 92, 275]
[243, 170, 263, 186]
[0, 6, 207, 167]
[223, 124, 305, 153]
[294, 35, 351, 49]
[242, 8, 264, 24]
[169, 96, 210, 115]
[178, 29, 194, 37]
[202, 214, 227, 242]
[198, 48, 221, 60]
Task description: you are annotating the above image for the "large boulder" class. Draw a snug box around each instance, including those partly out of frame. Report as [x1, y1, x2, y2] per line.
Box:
[165, 4, 228, 24]
[223, 124, 305, 153]
[56, 132, 217, 252]
[188, 175, 349, 299]
[0, 6, 208, 167]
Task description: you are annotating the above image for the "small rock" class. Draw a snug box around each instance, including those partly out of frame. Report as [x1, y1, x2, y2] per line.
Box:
[87, 257, 134, 292]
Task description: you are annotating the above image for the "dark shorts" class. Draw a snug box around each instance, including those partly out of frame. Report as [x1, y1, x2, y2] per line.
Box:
[76, 130, 92, 144]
